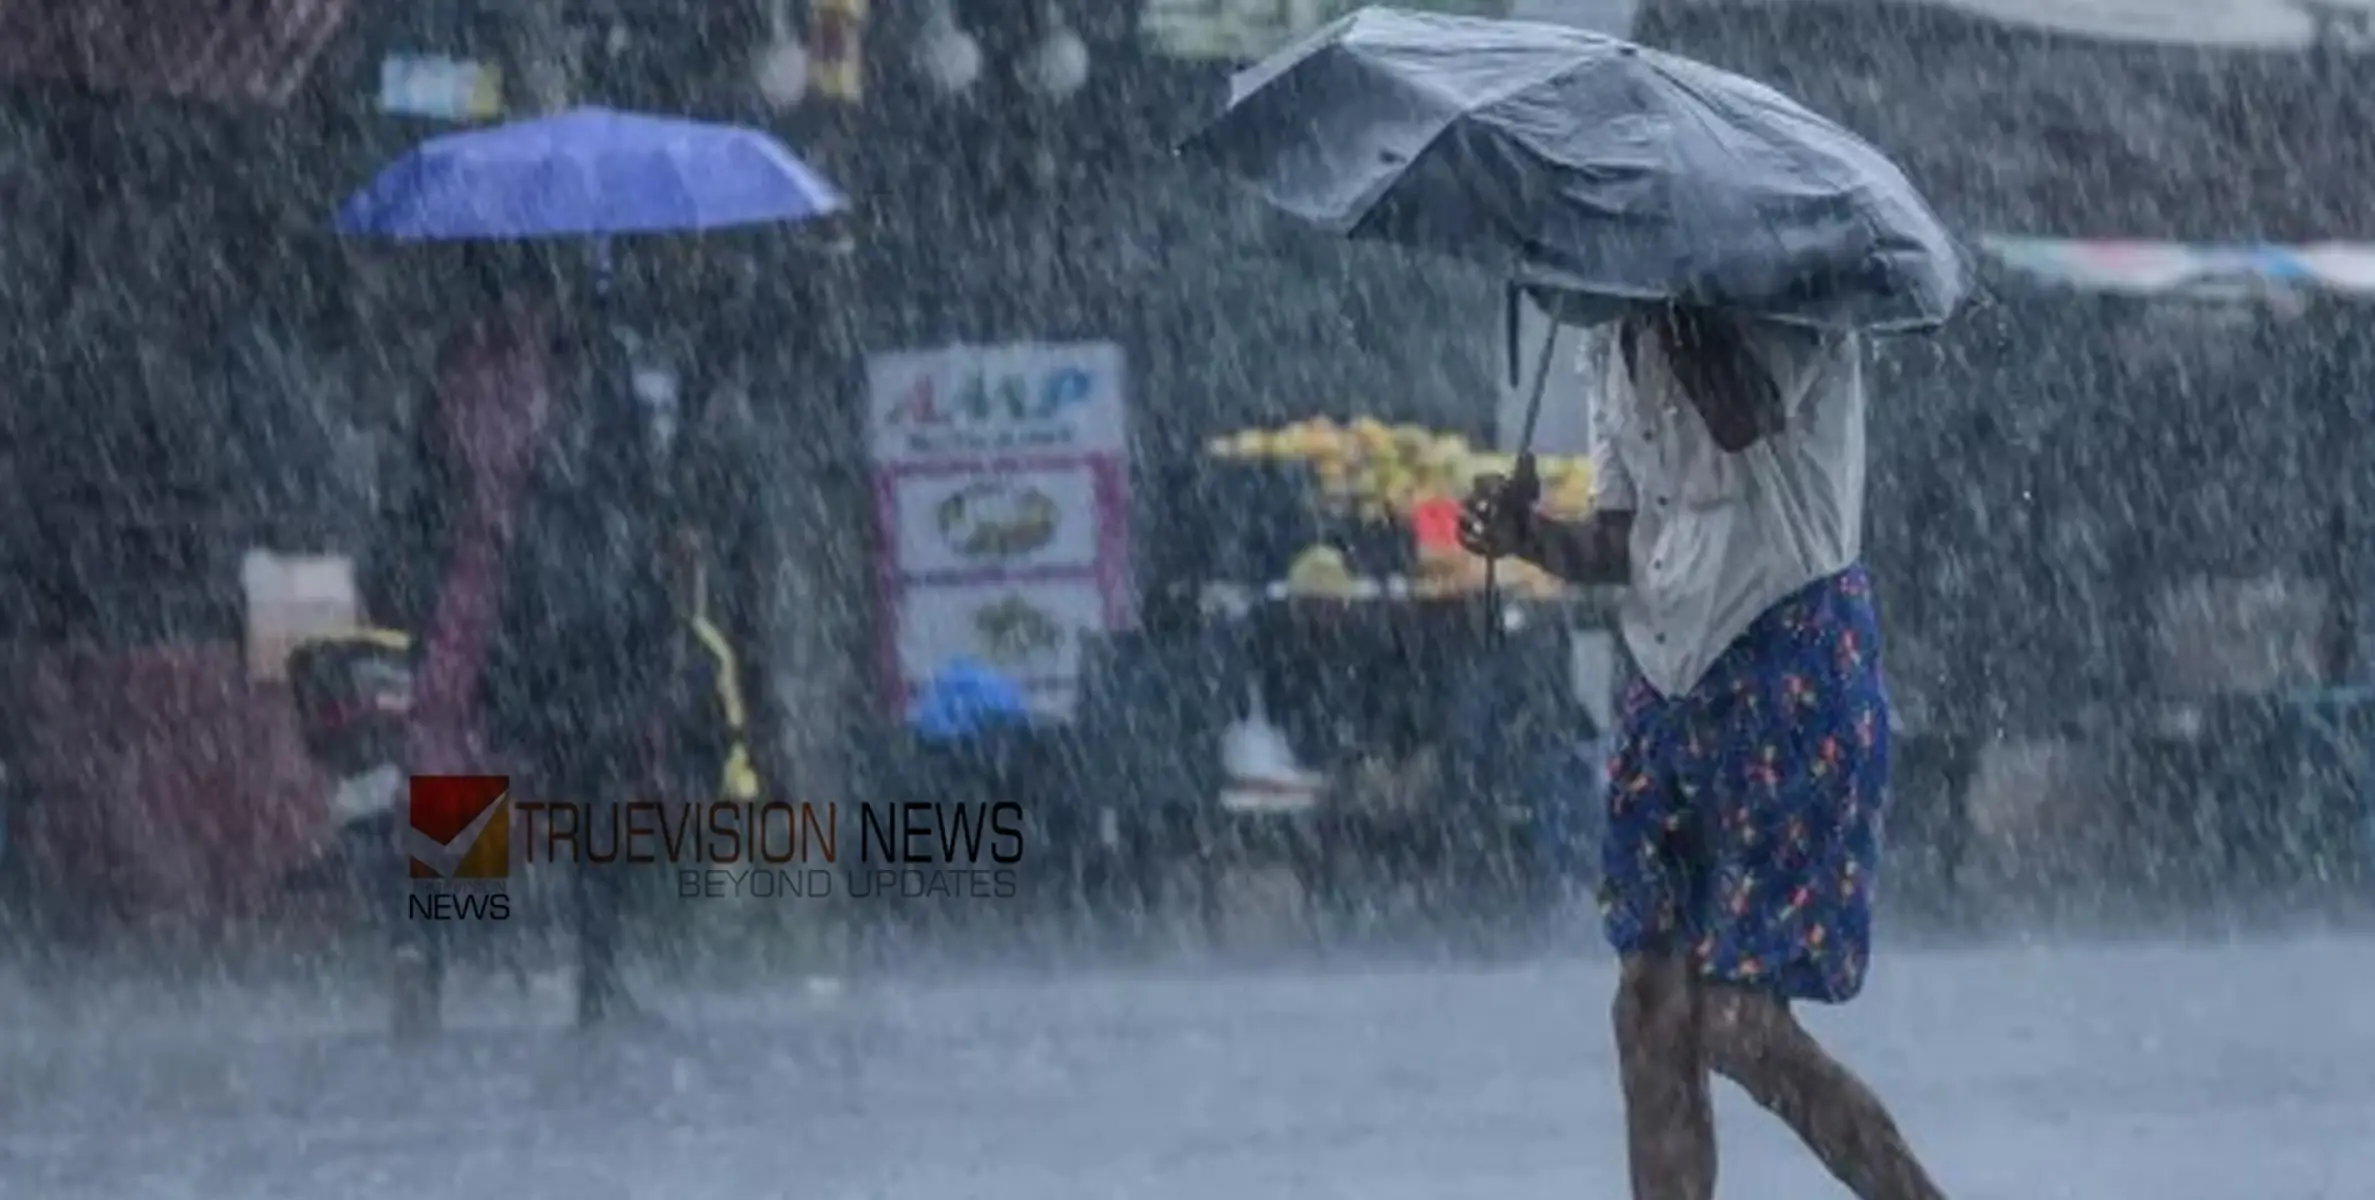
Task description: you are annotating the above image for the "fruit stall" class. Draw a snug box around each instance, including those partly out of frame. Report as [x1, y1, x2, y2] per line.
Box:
[1201, 415, 1596, 595]
[1073, 415, 1626, 924]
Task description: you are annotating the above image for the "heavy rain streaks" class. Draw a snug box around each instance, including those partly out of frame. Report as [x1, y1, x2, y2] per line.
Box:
[3, 2, 2375, 1199]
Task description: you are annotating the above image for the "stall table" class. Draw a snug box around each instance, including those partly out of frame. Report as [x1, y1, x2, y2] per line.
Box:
[1084, 578, 1624, 934]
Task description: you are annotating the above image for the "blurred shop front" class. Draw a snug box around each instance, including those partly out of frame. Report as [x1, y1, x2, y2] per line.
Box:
[838, 2, 1629, 926]
[0, 0, 866, 937]
[0, 0, 371, 936]
[0, 0, 1532, 937]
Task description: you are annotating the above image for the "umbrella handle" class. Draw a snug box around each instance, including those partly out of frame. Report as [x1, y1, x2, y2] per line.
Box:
[1486, 321, 1561, 635]
[590, 236, 616, 299]
[1481, 320, 1562, 809]
[1485, 307, 1560, 614]
[1505, 283, 1523, 389]
[1511, 317, 1561, 457]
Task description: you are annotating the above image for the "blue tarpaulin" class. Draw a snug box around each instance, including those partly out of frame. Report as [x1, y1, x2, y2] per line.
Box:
[906, 659, 1031, 744]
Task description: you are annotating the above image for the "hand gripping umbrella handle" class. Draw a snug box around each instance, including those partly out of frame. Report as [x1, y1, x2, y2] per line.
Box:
[1485, 320, 1560, 626]
[1480, 320, 1559, 817]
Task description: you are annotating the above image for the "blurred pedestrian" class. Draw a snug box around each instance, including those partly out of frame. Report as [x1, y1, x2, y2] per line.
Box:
[1461, 303, 1946, 1200]
[362, 258, 667, 1034]
[362, 276, 554, 1036]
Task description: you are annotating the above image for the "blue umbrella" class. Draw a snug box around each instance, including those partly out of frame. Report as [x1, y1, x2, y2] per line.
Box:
[335, 106, 845, 241]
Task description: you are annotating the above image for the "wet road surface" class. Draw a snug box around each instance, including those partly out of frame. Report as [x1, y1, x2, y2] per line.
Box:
[3, 932, 2369, 1199]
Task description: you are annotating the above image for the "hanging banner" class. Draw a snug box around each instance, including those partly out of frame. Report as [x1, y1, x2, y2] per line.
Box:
[1141, 0, 1515, 62]
[1980, 235, 2375, 298]
[1852, 0, 2335, 50]
[808, 0, 868, 104]
[377, 54, 504, 121]
[866, 341, 1133, 723]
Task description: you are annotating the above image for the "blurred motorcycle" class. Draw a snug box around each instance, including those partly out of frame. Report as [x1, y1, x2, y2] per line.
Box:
[283, 630, 555, 998]
[282, 631, 416, 897]
[278, 605, 762, 973]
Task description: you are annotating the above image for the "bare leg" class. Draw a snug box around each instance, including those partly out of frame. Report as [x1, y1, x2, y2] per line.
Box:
[1700, 983, 1947, 1200]
[1612, 954, 1717, 1200]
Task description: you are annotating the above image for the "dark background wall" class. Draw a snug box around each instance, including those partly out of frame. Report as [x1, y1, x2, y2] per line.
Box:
[1640, 0, 2375, 734]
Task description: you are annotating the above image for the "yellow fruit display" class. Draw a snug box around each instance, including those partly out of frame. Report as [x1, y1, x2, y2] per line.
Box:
[1208, 416, 1592, 523]
[1285, 543, 1362, 598]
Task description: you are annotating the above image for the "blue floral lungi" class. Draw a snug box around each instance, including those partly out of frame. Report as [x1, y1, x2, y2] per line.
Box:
[1599, 565, 1888, 1004]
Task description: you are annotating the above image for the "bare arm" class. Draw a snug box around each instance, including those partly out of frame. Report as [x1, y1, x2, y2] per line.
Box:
[1518, 509, 1634, 585]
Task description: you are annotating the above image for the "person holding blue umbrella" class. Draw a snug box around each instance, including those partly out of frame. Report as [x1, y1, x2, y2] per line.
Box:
[343, 106, 845, 1035]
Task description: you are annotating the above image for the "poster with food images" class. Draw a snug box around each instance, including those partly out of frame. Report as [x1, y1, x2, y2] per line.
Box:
[867, 340, 1132, 722]
[889, 465, 1098, 576]
[891, 580, 1106, 720]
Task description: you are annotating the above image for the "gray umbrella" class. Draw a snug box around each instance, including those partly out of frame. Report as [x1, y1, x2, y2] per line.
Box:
[1178, 6, 1971, 334]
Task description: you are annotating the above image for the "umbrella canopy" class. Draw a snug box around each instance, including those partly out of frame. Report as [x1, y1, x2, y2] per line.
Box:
[335, 106, 846, 241]
[1180, 6, 1969, 330]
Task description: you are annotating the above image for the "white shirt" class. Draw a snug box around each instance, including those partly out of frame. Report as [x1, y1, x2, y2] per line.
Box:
[1589, 316, 1867, 699]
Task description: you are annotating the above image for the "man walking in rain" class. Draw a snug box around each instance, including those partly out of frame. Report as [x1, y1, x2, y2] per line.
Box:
[1461, 305, 1948, 1200]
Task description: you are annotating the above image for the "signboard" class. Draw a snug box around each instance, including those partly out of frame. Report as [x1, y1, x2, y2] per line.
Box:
[241, 549, 359, 683]
[1141, 0, 1515, 61]
[886, 465, 1102, 577]
[869, 342, 1126, 462]
[893, 579, 1108, 710]
[867, 342, 1133, 723]
[378, 54, 502, 121]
